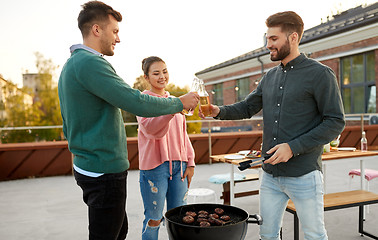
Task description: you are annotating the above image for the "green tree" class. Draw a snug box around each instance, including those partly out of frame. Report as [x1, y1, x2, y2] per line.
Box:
[0, 82, 43, 143]
[133, 75, 149, 92]
[185, 106, 202, 134]
[120, 76, 149, 137]
[165, 83, 188, 97]
[33, 52, 62, 141]
[0, 52, 62, 143]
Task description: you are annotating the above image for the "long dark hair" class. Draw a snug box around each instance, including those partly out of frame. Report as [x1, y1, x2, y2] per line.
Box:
[142, 56, 165, 76]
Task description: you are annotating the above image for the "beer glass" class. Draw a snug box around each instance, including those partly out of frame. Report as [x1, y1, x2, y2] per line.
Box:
[198, 79, 212, 117]
[182, 77, 200, 116]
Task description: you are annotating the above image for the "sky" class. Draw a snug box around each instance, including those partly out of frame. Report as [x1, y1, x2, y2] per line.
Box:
[0, 0, 376, 89]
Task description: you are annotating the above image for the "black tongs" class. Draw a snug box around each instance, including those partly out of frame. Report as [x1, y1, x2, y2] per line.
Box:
[238, 154, 272, 171]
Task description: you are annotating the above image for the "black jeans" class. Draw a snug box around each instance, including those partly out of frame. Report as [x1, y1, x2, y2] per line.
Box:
[74, 170, 128, 240]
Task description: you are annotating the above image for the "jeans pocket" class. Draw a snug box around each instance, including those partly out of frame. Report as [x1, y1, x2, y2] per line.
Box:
[288, 171, 317, 200]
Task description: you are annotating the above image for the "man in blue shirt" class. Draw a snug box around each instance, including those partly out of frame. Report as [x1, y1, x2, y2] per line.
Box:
[205, 11, 345, 240]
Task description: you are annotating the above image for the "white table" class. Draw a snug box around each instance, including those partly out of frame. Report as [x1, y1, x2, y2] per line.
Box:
[210, 153, 261, 205]
[321, 150, 378, 193]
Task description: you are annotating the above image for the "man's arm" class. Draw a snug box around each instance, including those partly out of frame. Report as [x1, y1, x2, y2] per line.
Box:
[80, 57, 198, 117]
[179, 92, 200, 113]
[200, 79, 264, 120]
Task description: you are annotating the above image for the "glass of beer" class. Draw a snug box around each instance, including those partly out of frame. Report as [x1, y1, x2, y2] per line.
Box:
[182, 77, 200, 116]
[198, 79, 212, 117]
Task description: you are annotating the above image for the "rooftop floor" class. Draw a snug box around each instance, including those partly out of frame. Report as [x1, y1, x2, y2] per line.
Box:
[1, 155, 378, 240]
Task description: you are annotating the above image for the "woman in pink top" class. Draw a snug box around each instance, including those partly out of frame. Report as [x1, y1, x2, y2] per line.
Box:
[137, 56, 195, 240]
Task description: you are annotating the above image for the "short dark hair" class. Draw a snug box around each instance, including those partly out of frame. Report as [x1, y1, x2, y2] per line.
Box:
[142, 56, 165, 76]
[78, 1, 122, 37]
[266, 11, 304, 41]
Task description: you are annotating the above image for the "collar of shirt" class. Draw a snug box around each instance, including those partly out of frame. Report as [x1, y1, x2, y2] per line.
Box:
[69, 44, 104, 57]
[280, 53, 307, 71]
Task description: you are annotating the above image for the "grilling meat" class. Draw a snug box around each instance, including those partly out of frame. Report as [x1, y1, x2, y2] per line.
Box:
[197, 217, 208, 223]
[182, 215, 195, 224]
[199, 221, 211, 227]
[220, 215, 230, 221]
[208, 217, 216, 224]
[198, 210, 209, 216]
[214, 218, 225, 226]
[185, 211, 197, 218]
[181, 208, 231, 226]
[214, 208, 224, 215]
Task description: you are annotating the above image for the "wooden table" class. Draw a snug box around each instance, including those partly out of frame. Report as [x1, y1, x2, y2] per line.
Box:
[211, 150, 378, 205]
[211, 153, 262, 205]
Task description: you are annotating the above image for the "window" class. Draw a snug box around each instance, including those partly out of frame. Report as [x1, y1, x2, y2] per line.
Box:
[212, 83, 223, 106]
[341, 51, 376, 113]
[235, 77, 250, 102]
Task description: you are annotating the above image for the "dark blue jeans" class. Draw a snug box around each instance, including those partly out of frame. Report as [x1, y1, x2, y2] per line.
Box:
[74, 170, 128, 240]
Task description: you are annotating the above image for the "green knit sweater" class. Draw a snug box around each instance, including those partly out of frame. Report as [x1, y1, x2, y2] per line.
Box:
[58, 48, 183, 173]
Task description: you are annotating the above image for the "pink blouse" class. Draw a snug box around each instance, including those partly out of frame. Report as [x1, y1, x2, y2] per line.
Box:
[137, 90, 195, 177]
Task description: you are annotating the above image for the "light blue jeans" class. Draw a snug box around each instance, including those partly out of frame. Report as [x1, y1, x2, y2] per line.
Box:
[139, 161, 188, 240]
[259, 170, 328, 240]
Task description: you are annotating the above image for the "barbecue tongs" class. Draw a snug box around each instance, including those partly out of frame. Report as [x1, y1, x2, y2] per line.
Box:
[238, 154, 272, 171]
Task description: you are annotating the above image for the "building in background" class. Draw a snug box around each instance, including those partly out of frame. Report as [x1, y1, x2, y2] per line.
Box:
[23, 73, 55, 103]
[22, 73, 41, 96]
[196, 3, 378, 131]
[0, 75, 33, 121]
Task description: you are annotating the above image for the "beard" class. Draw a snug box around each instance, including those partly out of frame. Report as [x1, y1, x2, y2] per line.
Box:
[100, 38, 115, 56]
[269, 39, 291, 62]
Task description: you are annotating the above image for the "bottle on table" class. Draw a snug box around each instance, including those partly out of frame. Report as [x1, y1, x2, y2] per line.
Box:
[361, 131, 368, 152]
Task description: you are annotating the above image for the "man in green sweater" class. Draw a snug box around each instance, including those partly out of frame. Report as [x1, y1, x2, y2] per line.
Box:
[58, 1, 199, 239]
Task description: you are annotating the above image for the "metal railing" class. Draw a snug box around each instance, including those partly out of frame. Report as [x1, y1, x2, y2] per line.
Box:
[0, 116, 264, 131]
[0, 113, 376, 163]
[1, 113, 375, 132]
